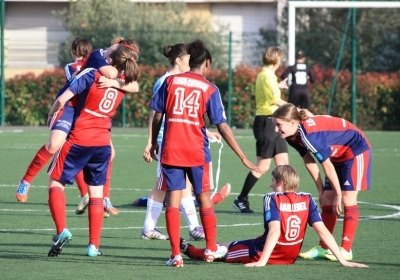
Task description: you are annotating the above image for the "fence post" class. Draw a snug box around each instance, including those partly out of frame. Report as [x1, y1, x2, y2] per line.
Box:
[121, 30, 126, 127]
[227, 31, 232, 127]
[1, 0, 5, 126]
[351, 7, 357, 125]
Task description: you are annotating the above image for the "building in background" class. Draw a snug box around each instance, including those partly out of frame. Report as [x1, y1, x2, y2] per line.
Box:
[2, 0, 281, 79]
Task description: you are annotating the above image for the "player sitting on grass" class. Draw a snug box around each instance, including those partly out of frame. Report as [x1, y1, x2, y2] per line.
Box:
[180, 165, 368, 268]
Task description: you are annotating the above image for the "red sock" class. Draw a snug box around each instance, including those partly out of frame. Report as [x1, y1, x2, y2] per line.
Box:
[166, 207, 181, 256]
[319, 205, 338, 249]
[48, 187, 66, 234]
[23, 145, 53, 183]
[187, 245, 206, 260]
[211, 194, 222, 204]
[88, 197, 104, 248]
[200, 207, 217, 252]
[103, 160, 113, 198]
[342, 205, 359, 252]
[75, 170, 88, 197]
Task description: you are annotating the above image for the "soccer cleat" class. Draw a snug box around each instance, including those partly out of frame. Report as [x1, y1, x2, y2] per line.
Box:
[75, 193, 89, 215]
[325, 247, 353, 261]
[166, 254, 184, 267]
[232, 196, 254, 213]
[86, 244, 103, 257]
[299, 245, 328, 259]
[104, 197, 119, 216]
[142, 228, 169, 240]
[48, 228, 72, 257]
[204, 245, 228, 262]
[189, 226, 205, 241]
[180, 238, 190, 254]
[16, 180, 31, 203]
[211, 183, 231, 205]
[132, 196, 148, 207]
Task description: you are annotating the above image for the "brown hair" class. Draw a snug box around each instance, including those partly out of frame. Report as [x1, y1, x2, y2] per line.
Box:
[262, 46, 284, 66]
[71, 38, 92, 59]
[110, 45, 140, 84]
[271, 165, 299, 192]
[273, 103, 309, 122]
[163, 43, 188, 66]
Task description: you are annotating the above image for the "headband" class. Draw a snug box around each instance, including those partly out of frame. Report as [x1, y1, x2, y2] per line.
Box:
[120, 43, 140, 54]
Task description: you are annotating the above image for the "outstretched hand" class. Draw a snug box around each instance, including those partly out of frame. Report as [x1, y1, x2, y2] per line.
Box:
[242, 158, 264, 175]
[342, 261, 369, 268]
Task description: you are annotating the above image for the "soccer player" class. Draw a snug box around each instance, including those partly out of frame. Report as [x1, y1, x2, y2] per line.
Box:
[47, 44, 140, 257]
[15, 38, 139, 217]
[273, 103, 372, 261]
[280, 49, 315, 111]
[149, 39, 261, 267]
[233, 46, 290, 213]
[180, 165, 368, 268]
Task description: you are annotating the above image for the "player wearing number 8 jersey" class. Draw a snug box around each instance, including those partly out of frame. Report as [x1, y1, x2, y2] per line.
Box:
[181, 165, 368, 268]
[46, 44, 140, 257]
[149, 39, 261, 267]
[273, 103, 372, 261]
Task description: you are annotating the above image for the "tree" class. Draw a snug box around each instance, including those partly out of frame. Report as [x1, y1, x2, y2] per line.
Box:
[274, 5, 400, 72]
[54, 0, 228, 68]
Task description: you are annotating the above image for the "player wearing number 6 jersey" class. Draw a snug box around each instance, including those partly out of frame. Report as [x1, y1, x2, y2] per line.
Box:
[180, 165, 368, 268]
[46, 44, 140, 258]
[149, 39, 261, 267]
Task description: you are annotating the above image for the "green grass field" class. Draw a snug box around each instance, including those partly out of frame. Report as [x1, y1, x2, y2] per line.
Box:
[1, 127, 399, 279]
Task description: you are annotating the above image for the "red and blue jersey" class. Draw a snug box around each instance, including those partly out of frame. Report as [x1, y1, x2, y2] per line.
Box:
[80, 49, 109, 72]
[149, 72, 226, 167]
[287, 115, 371, 163]
[67, 68, 125, 146]
[64, 60, 84, 82]
[253, 192, 321, 264]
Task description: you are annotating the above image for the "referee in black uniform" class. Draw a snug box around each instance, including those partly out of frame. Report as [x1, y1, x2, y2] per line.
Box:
[281, 50, 315, 110]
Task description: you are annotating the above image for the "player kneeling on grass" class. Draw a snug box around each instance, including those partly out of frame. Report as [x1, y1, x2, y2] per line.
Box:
[180, 165, 368, 268]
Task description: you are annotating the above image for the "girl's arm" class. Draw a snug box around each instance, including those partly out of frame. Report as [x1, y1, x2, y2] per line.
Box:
[244, 221, 280, 267]
[97, 76, 139, 92]
[320, 159, 343, 216]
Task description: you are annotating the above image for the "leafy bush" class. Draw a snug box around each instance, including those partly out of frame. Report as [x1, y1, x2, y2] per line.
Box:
[5, 65, 400, 130]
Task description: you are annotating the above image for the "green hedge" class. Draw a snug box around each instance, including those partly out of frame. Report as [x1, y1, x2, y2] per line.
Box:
[4, 65, 400, 130]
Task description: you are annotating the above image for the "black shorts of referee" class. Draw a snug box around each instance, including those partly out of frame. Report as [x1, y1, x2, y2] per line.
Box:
[252, 115, 288, 158]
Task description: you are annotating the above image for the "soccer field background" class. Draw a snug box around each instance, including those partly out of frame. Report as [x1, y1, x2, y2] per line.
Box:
[0, 127, 399, 279]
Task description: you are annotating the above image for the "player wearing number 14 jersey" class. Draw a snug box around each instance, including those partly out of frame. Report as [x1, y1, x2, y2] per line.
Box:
[149, 39, 260, 267]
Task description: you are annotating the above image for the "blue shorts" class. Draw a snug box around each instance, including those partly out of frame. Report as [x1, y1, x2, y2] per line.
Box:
[49, 104, 74, 134]
[159, 163, 211, 195]
[324, 149, 371, 191]
[48, 140, 111, 186]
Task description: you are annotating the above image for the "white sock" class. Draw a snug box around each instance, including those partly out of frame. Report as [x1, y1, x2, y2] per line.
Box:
[180, 196, 199, 231]
[143, 198, 163, 232]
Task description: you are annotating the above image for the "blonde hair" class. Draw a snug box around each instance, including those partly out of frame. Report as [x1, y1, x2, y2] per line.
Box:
[262, 46, 284, 66]
[273, 103, 309, 122]
[271, 165, 299, 192]
[111, 36, 125, 45]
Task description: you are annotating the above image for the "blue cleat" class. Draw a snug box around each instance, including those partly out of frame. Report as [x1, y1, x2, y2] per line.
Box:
[86, 244, 103, 257]
[48, 228, 72, 257]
